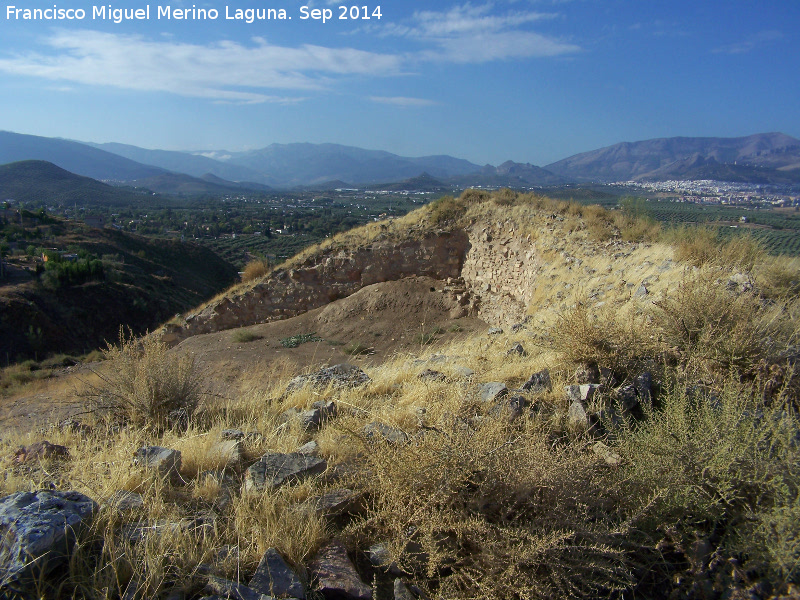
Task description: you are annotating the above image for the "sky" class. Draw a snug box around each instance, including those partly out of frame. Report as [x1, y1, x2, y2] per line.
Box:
[0, 0, 798, 166]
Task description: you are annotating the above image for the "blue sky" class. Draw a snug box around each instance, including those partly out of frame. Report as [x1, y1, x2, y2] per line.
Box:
[0, 0, 797, 165]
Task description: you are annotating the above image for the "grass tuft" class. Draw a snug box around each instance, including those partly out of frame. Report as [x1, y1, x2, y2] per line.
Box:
[80, 328, 202, 430]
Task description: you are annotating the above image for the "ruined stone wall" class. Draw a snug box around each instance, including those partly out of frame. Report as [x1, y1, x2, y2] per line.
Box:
[166, 230, 470, 341]
[460, 222, 540, 327]
[162, 221, 544, 344]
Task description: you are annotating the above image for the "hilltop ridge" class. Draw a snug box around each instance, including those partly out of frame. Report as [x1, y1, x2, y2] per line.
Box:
[163, 190, 680, 351]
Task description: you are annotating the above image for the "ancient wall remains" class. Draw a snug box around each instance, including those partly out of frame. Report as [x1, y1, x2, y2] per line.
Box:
[163, 222, 543, 344]
[166, 230, 470, 342]
[460, 222, 539, 326]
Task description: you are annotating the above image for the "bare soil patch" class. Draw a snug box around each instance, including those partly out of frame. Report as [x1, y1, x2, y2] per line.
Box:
[0, 276, 486, 434]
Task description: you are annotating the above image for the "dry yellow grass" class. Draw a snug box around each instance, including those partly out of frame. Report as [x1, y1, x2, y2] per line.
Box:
[240, 258, 271, 282]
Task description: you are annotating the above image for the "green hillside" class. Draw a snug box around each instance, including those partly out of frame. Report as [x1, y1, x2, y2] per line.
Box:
[0, 213, 238, 361]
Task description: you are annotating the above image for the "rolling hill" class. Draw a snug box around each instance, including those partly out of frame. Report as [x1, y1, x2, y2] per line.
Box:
[636, 153, 800, 184]
[123, 172, 272, 196]
[213, 142, 483, 187]
[0, 160, 164, 206]
[450, 160, 564, 187]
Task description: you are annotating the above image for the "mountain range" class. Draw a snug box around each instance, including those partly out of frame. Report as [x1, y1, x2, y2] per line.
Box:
[1, 130, 799, 192]
[545, 132, 800, 182]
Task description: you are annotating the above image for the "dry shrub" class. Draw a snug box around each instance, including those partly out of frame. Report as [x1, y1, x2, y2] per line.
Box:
[429, 195, 466, 225]
[234, 481, 327, 568]
[583, 204, 614, 241]
[83, 329, 202, 430]
[755, 255, 800, 300]
[459, 188, 492, 205]
[566, 201, 584, 217]
[231, 329, 262, 343]
[492, 187, 517, 206]
[65, 496, 226, 599]
[352, 408, 640, 599]
[652, 272, 797, 380]
[241, 258, 270, 282]
[716, 233, 765, 270]
[664, 225, 764, 270]
[613, 212, 661, 242]
[617, 380, 800, 586]
[548, 301, 655, 378]
[430, 189, 495, 225]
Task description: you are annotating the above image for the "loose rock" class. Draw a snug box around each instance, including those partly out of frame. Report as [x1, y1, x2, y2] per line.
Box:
[567, 401, 590, 434]
[299, 401, 337, 430]
[506, 342, 527, 357]
[309, 541, 372, 600]
[363, 422, 409, 444]
[418, 369, 446, 382]
[311, 489, 365, 519]
[208, 440, 243, 465]
[521, 369, 551, 394]
[103, 490, 144, 513]
[452, 366, 475, 379]
[565, 384, 601, 403]
[13, 440, 69, 464]
[244, 452, 327, 493]
[221, 429, 246, 441]
[286, 364, 370, 393]
[249, 547, 305, 599]
[206, 575, 274, 600]
[0, 490, 97, 593]
[479, 382, 508, 403]
[133, 446, 182, 479]
[575, 363, 600, 384]
[592, 441, 622, 467]
[296, 441, 319, 456]
[394, 579, 415, 600]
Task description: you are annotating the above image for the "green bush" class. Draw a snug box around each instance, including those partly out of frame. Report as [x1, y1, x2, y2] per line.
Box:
[41, 252, 104, 289]
[414, 332, 437, 346]
[279, 333, 322, 348]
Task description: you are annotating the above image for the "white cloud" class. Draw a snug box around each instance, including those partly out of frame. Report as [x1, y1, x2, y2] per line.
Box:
[713, 30, 783, 54]
[0, 30, 402, 103]
[391, 2, 580, 62]
[369, 96, 438, 107]
[0, 3, 580, 102]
